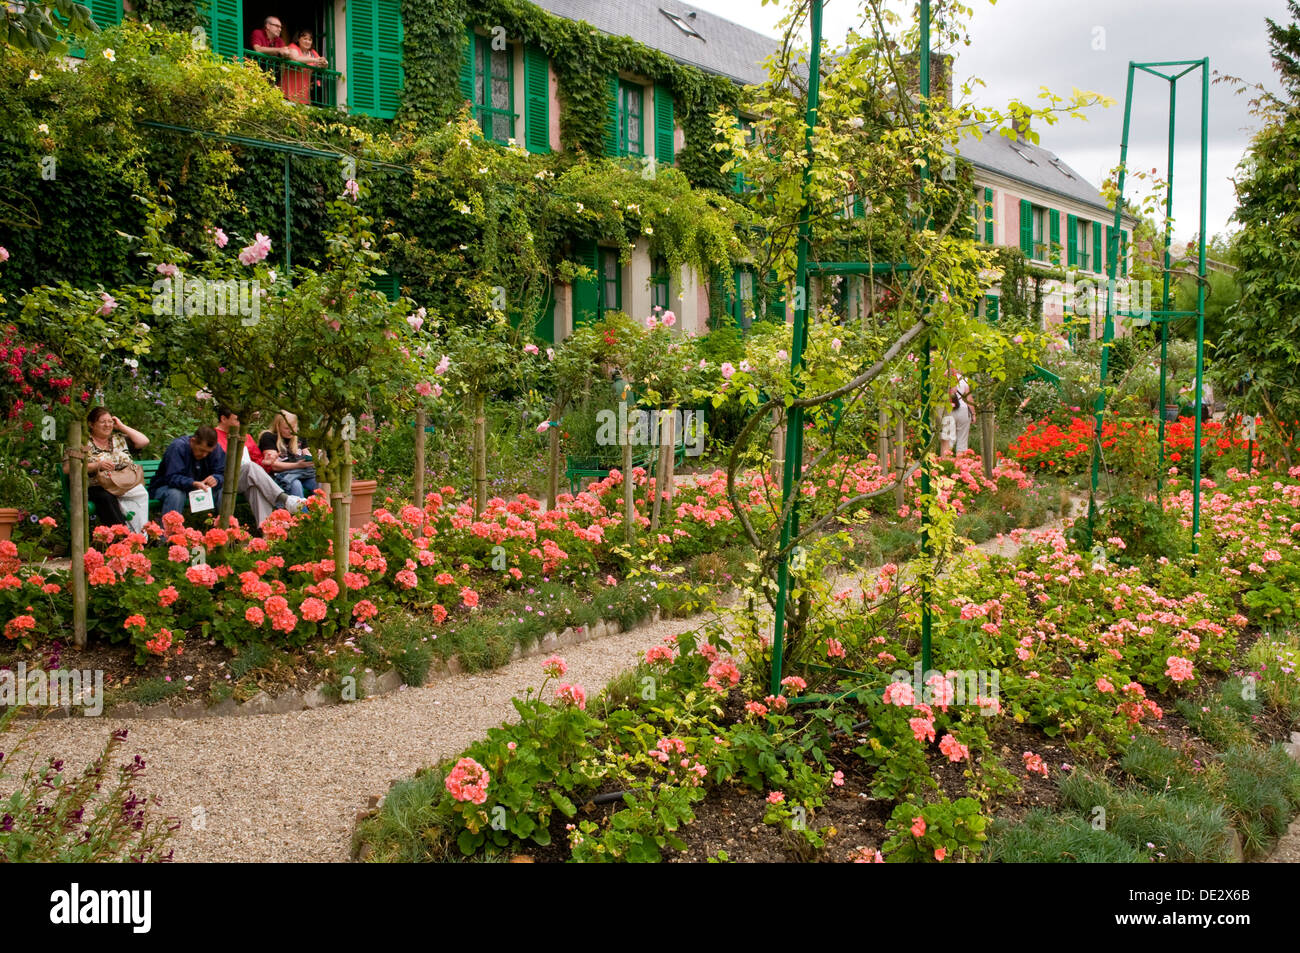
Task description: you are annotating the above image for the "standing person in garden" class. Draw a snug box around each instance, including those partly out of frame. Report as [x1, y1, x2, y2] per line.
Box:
[149, 426, 224, 520]
[942, 364, 975, 455]
[214, 407, 307, 522]
[64, 406, 151, 533]
[258, 410, 318, 499]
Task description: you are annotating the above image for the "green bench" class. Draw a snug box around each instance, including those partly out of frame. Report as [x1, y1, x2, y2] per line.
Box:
[61, 459, 163, 527]
[565, 434, 693, 497]
[60, 459, 253, 528]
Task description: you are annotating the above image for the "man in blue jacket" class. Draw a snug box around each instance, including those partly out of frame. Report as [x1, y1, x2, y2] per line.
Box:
[149, 425, 226, 520]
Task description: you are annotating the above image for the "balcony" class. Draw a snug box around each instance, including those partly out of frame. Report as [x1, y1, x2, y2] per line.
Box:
[244, 48, 341, 109]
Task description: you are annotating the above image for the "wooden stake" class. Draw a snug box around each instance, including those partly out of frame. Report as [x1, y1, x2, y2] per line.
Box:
[68, 417, 87, 649]
[414, 407, 427, 506]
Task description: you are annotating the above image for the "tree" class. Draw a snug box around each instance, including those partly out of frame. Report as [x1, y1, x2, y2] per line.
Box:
[1216, 0, 1300, 466]
[1, 0, 96, 54]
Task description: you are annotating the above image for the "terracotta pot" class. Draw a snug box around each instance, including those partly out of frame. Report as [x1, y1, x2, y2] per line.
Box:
[0, 508, 20, 543]
[348, 479, 378, 529]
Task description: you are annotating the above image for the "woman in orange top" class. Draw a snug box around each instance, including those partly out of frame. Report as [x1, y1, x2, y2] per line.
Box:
[281, 30, 329, 105]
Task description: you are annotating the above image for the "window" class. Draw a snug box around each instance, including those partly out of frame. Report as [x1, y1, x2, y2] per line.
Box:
[599, 248, 622, 315]
[650, 257, 671, 312]
[733, 269, 756, 329]
[1032, 206, 1047, 262]
[473, 35, 514, 144]
[733, 117, 756, 194]
[660, 8, 703, 39]
[1076, 218, 1090, 272]
[618, 80, 644, 157]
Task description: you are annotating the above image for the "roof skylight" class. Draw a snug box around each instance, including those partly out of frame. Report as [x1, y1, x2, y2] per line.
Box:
[661, 9, 704, 40]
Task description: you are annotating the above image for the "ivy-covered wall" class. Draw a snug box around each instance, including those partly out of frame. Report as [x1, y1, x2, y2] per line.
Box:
[397, 0, 738, 189]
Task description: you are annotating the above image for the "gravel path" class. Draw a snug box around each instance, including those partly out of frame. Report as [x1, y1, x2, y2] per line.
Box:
[5, 613, 714, 863]
[4, 496, 1088, 863]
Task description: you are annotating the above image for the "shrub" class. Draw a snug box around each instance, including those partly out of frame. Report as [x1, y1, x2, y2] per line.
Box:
[986, 810, 1146, 863]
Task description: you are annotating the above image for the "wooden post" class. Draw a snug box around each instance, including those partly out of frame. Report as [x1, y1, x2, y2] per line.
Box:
[894, 418, 907, 509]
[651, 409, 670, 531]
[662, 409, 677, 506]
[68, 417, 88, 649]
[623, 404, 635, 545]
[220, 422, 243, 530]
[413, 407, 427, 506]
[547, 402, 562, 509]
[473, 392, 487, 516]
[771, 409, 785, 484]
[877, 409, 890, 470]
[980, 406, 996, 480]
[333, 438, 352, 590]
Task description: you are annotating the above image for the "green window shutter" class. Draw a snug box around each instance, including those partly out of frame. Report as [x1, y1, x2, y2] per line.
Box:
[347, 0, 378, 116]
[1066, 213, 1077, 267]
[853, 194, 864, 217]
[986, 295, 999, 324]
[372, 273, 400, 301]
[459, 27, 475, 101]
[89, 0, 122, 28]
[1092, 222, 1103, 274]
[1121, 229, 1129, 276]
[765, 270, 785, 322]
[571, 240, 600, 327]
[654, 84, 675, 165]
[208, 0, 242, 59]
[984, 188, 994, 244]
[1019, 200, 1033, 257]
[1049, 209, 1060, 264]
[972, 200, 980, 242]
[604, 75, 619, 157]
[523, 46, 550, 155]
[1105, 225, 1114, 274]
[375, 0, 404, 118]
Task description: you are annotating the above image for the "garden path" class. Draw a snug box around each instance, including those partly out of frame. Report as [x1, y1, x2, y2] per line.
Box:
[7, 497, 1089, 862]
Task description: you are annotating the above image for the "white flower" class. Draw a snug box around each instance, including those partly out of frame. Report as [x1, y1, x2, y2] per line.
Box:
[612, 200, 621, 208]
[267, 269, 277, 283]
[848, 116, 864, 129]
[478, 166, 488, 174]
[644, 226, 654, 235]
[102, 49, 116, 62]
[458, 244, 468, 251]
[123, 358, 138, 369]
[575, 202, 584, 213]
[37, 123, 49, 134]
[627, 203, 640, 214]
[28, 70, 42, 81]
[459, 138, 471, 148]
[457, 203, 471, 214]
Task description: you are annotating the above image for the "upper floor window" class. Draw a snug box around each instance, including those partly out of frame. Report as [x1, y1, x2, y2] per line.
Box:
[618, 80, 645, 157]
[1032, 205, 1047, 262]
[650, 257, 671, 313]
[472, 35, 515, 144]
[1075, 218, 1091, 272]
[599, 248, 622, 316]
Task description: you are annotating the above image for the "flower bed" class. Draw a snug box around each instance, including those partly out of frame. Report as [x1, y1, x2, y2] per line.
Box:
[1009, 414, 1257, 476]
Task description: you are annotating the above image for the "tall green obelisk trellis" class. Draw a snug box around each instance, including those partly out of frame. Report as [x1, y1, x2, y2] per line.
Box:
[770, 0, 936, 702]
[1087, 59, 1210, 555]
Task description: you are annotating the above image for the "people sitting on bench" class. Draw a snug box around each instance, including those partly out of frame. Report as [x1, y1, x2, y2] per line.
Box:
[215, 406, 307, 524]
[64, 406, 151, 533]
[150, 426, 224, 520]
[258, 410, 319, 499]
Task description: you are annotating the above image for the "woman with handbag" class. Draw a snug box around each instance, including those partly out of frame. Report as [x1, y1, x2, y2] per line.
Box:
[75, 406, 151, 533]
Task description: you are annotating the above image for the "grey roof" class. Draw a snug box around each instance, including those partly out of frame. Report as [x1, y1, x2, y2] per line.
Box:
[949, 126, 1125, 219]
[527, 0, 778, 85]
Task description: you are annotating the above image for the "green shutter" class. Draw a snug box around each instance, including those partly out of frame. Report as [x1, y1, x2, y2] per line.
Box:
[1092, 222, 1103, 274]
[984, 188, 994, 244]
[348, 0, 402, 119]
[1019, 199, 1033, 257]
[375, 0, 403, 118]
[523, 46, 550, 154]
[853, 194, 864, 217]
[1105, 225, 1114, 274]
[604, 75, 619, 157]
[972, 200, 981, 242]
[459, 27, 475, 101]
[765, 270, 785, 322]
[208, 0, 242, 59]
[986, 295, 999, 324]
[1049, 209, 1060, 264]
[571, 240, 600, 327]
[654, 84, 675, 165]
[1121, 229, 1129, 276]
[372, 273, 400, 301]
[89, 0, 122, 28]
[1066, 213, 1077, 267]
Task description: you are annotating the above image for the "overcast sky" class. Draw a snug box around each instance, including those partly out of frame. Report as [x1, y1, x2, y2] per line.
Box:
[687, 0, 1287, 242]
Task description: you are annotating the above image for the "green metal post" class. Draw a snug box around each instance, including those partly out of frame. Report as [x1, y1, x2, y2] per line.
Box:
[1191, 59, 1209, 555]
[918, 0, 933, 675]
[770, 0, 823, 699]
[1156, 78, 1176, 504]
[1089, 62, 1137, 538]
[284, 153, 293, 273]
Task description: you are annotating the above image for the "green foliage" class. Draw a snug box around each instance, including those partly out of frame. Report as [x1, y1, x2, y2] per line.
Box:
[881, 796, 988, 862]
[986, 809, 1146, 863]
[1219, 743, 1300, 857]
[0, 712, 176, 861]
[1076, 493, 1189, 567]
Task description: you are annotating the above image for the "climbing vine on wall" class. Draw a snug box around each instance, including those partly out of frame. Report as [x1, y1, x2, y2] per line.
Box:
[991, 247, 1062, 326]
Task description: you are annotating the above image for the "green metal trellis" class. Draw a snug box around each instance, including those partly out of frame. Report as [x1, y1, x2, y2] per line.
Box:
[770, 0, 938, 702]
[1086, 59, 1210, 555]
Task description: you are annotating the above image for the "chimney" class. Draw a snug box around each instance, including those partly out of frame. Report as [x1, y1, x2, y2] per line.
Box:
[902, 50, 954, 109]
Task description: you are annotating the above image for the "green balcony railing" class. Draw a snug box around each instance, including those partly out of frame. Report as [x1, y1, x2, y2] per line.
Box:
[244, 49, 341, 109]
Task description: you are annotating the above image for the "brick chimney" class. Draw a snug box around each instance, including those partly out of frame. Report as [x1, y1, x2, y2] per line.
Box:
[902, 50, 954, 109]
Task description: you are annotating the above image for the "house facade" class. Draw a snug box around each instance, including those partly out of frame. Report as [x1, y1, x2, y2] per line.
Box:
[89, 0, 1137, 342]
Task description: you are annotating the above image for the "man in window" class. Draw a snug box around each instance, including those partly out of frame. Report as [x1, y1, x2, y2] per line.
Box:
[251, 16, 288, 57]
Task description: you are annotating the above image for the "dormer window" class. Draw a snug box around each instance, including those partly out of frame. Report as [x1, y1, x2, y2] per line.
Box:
[661, 9, 704, 40]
